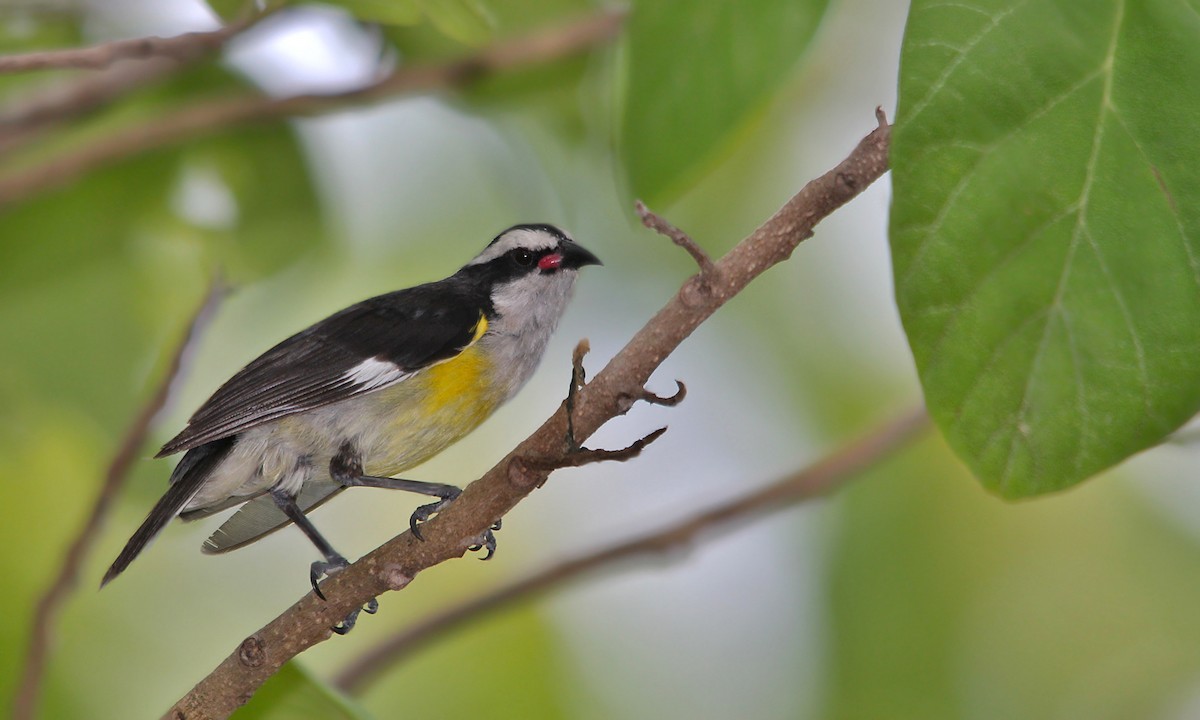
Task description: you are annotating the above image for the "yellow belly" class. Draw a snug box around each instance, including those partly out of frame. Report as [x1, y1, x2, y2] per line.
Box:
[369, 344, 502, 475]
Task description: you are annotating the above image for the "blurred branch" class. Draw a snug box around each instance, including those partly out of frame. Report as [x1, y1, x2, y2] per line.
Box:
[0, 59, 180, 153]
[164, 111, 893, 720]
[0, 12, 264, 73]
[13, 277, 225, 720]
[335, 405, 929, 695]
[0, 10, 626, 209]
[0, 7, 276, 149]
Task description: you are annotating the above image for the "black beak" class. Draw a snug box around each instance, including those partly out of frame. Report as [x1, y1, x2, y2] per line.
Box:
[560, 239, 602, 269]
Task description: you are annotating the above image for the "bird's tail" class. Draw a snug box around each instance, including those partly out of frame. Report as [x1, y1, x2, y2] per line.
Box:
[101, 436, 234, 587]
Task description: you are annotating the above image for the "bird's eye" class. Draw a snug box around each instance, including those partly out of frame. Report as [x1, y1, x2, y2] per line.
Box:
[512, 249, 535, 267]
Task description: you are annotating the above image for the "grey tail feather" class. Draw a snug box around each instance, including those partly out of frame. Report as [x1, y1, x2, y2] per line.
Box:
[203, 479, 344, 554]
[101, 436, 234, 587]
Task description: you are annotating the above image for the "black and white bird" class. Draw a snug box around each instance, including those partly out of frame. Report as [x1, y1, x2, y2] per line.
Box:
[103, 224, 600, 627]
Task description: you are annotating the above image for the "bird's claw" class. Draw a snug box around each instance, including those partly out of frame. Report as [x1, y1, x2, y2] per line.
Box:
[310, 555, 351, 601]
[331, 597, 380, 635]
[311, 556, 378, 633]
[409, 491, 501, 559]
[409, 487, 463, 540]
[467, 519, 502, 560]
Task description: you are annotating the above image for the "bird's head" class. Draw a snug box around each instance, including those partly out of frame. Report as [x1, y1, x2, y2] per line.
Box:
[461, 224, 601, 327]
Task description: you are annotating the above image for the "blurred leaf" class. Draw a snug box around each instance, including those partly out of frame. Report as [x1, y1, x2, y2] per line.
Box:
[386, 0, 597, 141]
[205, 0, 255, 22]
[384, 0, 587, 59]
[0, 61, 326, 428]
[827, 437, 1200, 720]
[320, 0, 422, 25]
[620, 0, 830, 204]
[188, 121, 328, 279]
[890, 0, 1200, 497]
[236, 662, 371, 719]
[415, 0, 495, 45]
[322, 0, 493, 43]
[359, 604, 568, 719]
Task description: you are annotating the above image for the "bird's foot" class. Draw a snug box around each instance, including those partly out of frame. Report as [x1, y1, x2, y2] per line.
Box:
[410, 491, 502, 560]
[310, 555, 350, 600]
[467, 519, 502, 560]
[310, 555, 379, 634]
[333, 597, 378, 635]
[408, 486, 462, 540]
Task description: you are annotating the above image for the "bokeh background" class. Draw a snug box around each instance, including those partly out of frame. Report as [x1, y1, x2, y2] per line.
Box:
[5, 0, 1200, 718]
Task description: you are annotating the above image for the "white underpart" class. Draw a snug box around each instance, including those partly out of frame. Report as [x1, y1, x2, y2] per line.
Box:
[482, 266, 579, 398]
[343, 356, 409, 391]
[466, 226, 566, 266]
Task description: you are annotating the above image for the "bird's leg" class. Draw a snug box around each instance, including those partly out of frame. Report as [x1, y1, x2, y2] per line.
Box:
[330, 444, 499, 558]
[344, 476, 500, 559]
[269, 489, 377, 634]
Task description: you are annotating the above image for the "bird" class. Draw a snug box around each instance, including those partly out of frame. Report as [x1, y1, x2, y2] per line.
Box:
[102, 224, 601, 625]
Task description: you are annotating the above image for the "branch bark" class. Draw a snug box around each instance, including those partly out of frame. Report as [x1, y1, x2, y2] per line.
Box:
[335, 405, 929, 694]
[163, 111, 892, 720]
[13, 277, 225, 720]
[0, 10, 625, 209]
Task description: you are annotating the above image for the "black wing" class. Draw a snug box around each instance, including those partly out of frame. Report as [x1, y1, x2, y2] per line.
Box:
[158, 283, 486, 456]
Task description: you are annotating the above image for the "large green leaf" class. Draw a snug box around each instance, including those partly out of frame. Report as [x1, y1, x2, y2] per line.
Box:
[891, 0, 1200, 497]
[620, 0, 830, 204]
[236, 662, 371, 719]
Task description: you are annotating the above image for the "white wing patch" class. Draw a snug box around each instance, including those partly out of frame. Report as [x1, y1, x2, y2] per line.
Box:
[343, 357, 410, 391]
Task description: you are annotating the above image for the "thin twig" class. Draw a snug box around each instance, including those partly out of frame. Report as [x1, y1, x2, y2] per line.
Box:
[164, 113, 893, 720]
[334, 405, 928, 694]
[636, 199, 716, 277]
[0, 13, 263, 74]
[0, 10, 626, 209]
[12, 277, 225, 720]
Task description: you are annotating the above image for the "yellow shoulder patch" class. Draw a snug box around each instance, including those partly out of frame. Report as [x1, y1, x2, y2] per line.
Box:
[471, 313, 488, 343]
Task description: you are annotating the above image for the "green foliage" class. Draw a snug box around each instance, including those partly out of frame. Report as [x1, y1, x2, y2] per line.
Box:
[891, 0, 1200, 497]
[304, 0, 495, 44]
[827, 437, 1200, 719]
[205, 0, 255, 22]
[619, 0, 830, 204]
[322, 0, 422, 26]
[10, 0, 1200, 717]
[236, 663, 371, 719]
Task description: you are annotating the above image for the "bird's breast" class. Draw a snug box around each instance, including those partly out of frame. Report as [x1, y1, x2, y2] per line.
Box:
[360, 344, 503, 475]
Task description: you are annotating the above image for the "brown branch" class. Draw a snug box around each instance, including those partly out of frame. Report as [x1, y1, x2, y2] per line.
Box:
[0, 13, 263, 74]
[0, 10, 626, 209]
[636, 200, 716, 277]
[334, 405, 928, 694]
[163, 113, 892, 720]
[12, 277, 225, 720]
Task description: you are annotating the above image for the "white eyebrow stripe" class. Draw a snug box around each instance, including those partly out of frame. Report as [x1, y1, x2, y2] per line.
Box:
[467, 227, 569, 266]
[343, 357, 410, 391]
